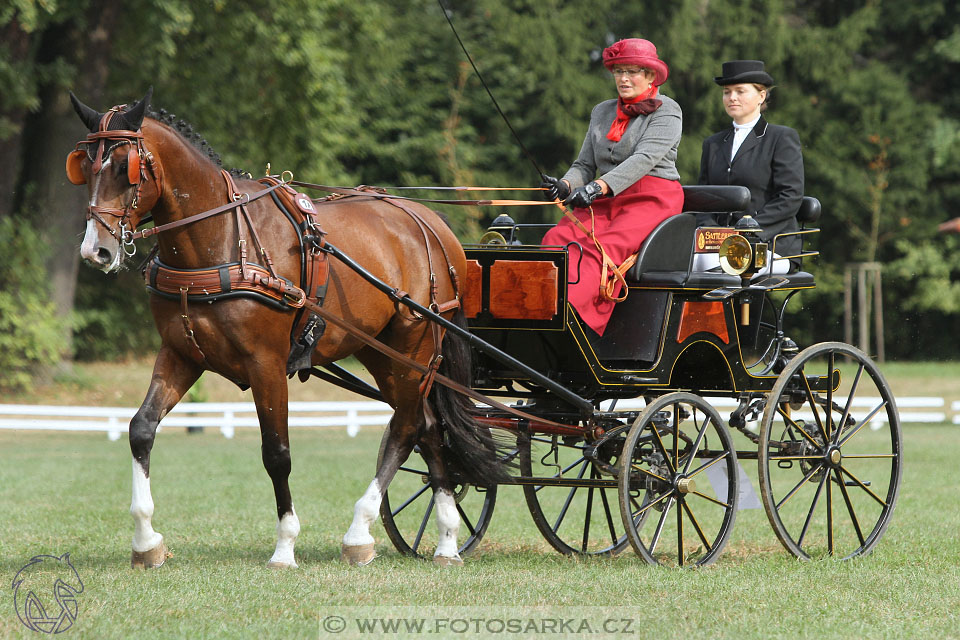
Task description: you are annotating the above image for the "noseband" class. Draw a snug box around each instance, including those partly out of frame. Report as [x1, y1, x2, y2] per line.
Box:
[70, 106, 162, 256]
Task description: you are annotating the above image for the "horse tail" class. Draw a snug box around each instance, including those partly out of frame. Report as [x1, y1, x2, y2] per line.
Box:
[428, 308, 514, 487]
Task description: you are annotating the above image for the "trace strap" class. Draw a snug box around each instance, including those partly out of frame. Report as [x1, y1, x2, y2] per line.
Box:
[296, 291, 584, 433]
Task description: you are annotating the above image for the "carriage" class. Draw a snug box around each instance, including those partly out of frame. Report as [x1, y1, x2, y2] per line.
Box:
[378, 186, 902, 567]
[67, 90, 900, 570]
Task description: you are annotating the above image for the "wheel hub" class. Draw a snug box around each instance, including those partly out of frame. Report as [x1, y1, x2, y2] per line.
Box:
[676, 477, 696, 494]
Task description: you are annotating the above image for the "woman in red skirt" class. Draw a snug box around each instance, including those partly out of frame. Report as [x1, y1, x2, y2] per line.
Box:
[541, 38, 684, 336]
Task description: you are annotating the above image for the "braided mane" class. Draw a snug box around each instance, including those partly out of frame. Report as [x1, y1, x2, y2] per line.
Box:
[148, 108, 248, 177]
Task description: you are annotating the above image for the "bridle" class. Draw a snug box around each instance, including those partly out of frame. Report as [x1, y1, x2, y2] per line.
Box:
[67, 105, 163, 257]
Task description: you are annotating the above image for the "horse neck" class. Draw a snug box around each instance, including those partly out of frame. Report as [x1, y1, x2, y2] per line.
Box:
[145, 123, 240, 268]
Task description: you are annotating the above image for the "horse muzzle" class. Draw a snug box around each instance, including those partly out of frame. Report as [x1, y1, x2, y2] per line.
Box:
[80, 218, 121, 272]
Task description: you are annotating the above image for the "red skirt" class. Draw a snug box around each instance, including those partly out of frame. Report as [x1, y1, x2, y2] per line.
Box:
[542, 175, 684, 336]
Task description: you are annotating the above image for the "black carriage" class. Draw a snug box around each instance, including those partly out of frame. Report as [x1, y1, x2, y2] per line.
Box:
[380, 185, 902, 567]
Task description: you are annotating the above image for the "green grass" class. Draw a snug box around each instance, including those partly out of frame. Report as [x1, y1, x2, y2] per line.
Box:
[1, 424, 958, 639]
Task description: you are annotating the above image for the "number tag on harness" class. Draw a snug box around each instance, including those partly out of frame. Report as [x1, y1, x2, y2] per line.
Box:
[294, 194, 317, 217]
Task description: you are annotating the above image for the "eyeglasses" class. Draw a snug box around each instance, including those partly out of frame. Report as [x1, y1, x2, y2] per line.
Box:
[611, 68, 647, 77]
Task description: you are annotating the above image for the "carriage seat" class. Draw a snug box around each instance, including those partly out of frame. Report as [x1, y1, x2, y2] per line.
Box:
[625, 191, 820, 289]
[680, 185, 751, 213]
[624, 186, 750, 286]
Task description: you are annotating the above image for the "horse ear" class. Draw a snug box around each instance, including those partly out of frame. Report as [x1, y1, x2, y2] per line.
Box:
[69, 91, 101, 131]
[123, 86, 153, 131]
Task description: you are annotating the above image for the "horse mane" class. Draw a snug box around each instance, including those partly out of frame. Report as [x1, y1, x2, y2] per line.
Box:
[147, 107, 249, 178]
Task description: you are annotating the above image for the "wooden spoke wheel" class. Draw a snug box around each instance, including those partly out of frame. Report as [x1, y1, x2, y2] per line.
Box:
[378, 431, 496, 559]
[521, 430, 630, 556]
[758, 342, 902, 560]
[618, 392, 739, 567]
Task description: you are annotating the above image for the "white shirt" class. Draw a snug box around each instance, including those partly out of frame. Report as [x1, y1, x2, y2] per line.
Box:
[730, 114, 761, 161]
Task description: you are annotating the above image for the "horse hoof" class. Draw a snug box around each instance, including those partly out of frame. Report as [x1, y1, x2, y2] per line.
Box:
[340, 543, 376, 566]
[433, 555, 463, 567]
[266, 560, 298, 570]
[131, 542, 171, 569]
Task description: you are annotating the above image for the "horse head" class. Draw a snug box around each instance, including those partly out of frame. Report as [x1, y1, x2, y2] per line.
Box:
[68, 88, 164, 271]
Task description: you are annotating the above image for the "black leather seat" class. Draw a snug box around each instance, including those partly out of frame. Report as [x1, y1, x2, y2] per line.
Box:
[681, 185, 751, 213]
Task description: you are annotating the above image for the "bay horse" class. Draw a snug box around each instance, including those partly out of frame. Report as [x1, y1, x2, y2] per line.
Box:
[67, 88, 504, 568]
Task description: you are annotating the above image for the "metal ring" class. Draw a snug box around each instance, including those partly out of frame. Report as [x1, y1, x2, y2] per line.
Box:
[280, 170, 294, 184]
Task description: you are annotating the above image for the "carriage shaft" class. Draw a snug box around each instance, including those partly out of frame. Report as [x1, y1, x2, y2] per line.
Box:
[324, 242, 595, 415]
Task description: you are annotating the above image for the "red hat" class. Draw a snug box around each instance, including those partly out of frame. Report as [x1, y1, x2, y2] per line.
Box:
[602, 38, 669, 86]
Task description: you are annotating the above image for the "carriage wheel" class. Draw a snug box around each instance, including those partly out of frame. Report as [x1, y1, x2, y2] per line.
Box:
[758, 342, 902, 560]
[521, 430, 630, 556]
[377, 430, 497, 559]
[618, 392, 739, 567]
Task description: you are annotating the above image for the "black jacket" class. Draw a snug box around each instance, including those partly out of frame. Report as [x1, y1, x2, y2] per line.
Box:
[697, 116, 804, 260]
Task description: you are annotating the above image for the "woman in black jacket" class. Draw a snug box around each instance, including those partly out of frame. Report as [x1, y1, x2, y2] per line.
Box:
[697, 60, 804, 273]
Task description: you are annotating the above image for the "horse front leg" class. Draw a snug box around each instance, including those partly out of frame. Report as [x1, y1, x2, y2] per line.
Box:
[249, 371, 300, 569]
[129, 346, 202, 569]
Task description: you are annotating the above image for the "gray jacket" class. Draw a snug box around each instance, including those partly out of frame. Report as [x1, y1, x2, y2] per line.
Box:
[562, 95, 682, 195]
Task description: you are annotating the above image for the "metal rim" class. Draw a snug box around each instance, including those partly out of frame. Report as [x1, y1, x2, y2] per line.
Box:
[618, 392, 739, 567]
[377, 430, 497, 559]
[521, 432, 630, 556]
[757, 342, 902, 560]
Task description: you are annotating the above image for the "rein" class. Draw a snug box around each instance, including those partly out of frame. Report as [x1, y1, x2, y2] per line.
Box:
[132, 177, 287, 240]
[289, 180, 552, 207]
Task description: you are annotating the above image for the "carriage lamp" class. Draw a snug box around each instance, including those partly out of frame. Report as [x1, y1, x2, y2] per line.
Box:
[718, 216, 768, 325]
[479, 213, 517, 245]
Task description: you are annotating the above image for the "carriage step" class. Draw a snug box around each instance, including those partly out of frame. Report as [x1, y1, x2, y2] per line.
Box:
[621, 375, 658, 384]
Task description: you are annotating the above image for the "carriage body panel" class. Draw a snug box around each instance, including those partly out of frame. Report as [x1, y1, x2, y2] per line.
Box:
[463, 223, 827, 405]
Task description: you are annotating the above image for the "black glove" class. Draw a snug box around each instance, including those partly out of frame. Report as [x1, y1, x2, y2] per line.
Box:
[540, 175, 570, 202]
[564, 181, 604, 209]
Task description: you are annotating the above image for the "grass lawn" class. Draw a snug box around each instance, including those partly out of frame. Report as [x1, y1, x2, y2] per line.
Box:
[1, 419, 958, 639]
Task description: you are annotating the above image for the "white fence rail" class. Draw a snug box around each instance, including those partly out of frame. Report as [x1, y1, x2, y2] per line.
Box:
[1, 396, 956, 440]
[0, 401, 393, 441]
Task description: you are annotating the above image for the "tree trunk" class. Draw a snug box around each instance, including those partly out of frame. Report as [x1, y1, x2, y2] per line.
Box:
[14, 2, 122, 347]
[0, 19, 33, 220]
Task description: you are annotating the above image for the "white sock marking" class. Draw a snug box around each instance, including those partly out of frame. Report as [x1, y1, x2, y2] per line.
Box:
[130, 459, 164, 553]
[434, 489, 461, 560]
[268, 509, 300, 567]
[343, 479, 381, 546]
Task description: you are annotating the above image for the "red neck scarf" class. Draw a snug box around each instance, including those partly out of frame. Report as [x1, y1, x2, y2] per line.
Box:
[606, 86, 662, 142]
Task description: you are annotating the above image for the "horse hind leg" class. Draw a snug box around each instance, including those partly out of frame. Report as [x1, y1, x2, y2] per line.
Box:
[417, 407, 465, 566]
[129, 347, 201, 568]
[341, 416, 417, 566]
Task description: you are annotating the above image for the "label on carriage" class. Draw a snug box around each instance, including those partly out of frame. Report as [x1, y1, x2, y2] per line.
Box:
[695, 227, 737, 253]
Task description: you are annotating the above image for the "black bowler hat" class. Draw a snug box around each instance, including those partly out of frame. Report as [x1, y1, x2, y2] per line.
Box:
[714, 60, 775, 86]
